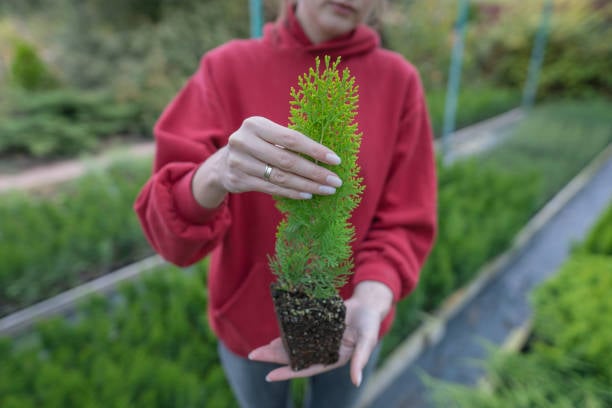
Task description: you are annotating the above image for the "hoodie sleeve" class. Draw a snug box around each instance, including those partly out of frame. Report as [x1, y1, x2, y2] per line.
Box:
[352, 71, 437, 302]
[134, 56, 232, 267]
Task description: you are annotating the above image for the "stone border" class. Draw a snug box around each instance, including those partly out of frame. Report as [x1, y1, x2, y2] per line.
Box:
[356, 141, 612, 408]
[0, 255, 165, 336]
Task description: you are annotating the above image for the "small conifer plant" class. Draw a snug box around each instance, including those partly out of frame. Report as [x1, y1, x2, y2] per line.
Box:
[269, 56, 364, 370]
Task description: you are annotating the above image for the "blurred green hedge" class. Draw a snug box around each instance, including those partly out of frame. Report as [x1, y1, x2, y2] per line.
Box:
[0, 89, 142, 157]
[469, 0, 612, 99]
[0, 262, 237, 408]
[581, 203, 612, 256]
[0, 159, 153, 317]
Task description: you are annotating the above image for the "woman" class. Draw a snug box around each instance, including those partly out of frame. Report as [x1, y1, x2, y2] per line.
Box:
[134, 0, 437, 406]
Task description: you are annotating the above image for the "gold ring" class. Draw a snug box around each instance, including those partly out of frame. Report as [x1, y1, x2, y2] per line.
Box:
[263, 164, 273, 181]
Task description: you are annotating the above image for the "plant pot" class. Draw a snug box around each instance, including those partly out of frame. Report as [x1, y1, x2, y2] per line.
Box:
[271, 285, 346, 371]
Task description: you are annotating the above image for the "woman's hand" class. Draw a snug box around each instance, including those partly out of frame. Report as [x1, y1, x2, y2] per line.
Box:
[248, 281, 394, 387]
[192, 116, 344, 208]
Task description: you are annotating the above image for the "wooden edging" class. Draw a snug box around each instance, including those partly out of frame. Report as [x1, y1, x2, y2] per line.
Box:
[0, 256, 165, 336]
[501, 319, 533, 353]
[476, 319, 533, 392]
[356, 141, 612, 408]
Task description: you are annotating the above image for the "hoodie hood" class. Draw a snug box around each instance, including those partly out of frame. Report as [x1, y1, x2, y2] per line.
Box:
[262, 3, 380, 58]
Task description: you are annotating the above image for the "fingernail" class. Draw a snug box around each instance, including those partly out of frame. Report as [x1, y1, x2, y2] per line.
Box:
[326, 175, 343, 187]
[318, 186, 336, 195]
[248, 352, 253, 360]
[299, 192, 313, 199]
[356, 372, 362, 387]
[326, 153, 341, 165]
[265, 375, 272, 382]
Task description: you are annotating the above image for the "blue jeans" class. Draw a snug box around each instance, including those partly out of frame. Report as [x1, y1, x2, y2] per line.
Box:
[218, 341, 380, 408]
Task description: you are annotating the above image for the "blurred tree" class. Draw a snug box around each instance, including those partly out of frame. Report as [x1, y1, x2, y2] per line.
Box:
[10, 40, 57, 91]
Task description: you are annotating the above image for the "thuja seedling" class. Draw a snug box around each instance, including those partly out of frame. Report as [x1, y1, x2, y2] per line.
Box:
[269, 55, 364, 370]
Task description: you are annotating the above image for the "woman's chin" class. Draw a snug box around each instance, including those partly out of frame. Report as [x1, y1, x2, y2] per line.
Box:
[320, 16, 355, 38]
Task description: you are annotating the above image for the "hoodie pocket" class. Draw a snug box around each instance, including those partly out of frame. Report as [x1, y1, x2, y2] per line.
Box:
[213, 262, 278, 353]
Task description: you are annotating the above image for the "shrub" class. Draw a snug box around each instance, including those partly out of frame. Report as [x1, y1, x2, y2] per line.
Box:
[0, 159, 153, 317]
[382, 0, 474, 90]
[581, 203, 612, 256]
[471, 0, 612, 99]
[481, 99, 612, 206]
[426, 86, 520, 138]
[0, 88, 142, 158]
[532, 255, 612, 385]
[0, 262, 238, 408]
[431, 345, 612, 408]
[381, 160, 539, 359]
[430, 253, 612, 408]
[428, 198, 612, 407]
[9, 40, 57, 91]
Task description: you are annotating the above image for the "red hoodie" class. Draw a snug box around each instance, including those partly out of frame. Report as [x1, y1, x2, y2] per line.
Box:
[134, 7, 437, 358]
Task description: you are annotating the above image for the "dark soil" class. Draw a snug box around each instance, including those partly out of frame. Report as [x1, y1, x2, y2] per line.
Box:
[271, 286, 346, 371]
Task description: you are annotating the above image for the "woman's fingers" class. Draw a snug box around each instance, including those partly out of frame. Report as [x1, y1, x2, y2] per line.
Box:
[240, 116, 342, 166]
[349, 334, 377, 387]
[244, 135, 343, 188]
[248, 338, 289, 364]
[225, 117, 345, 198]
[221, 152, 330, 199]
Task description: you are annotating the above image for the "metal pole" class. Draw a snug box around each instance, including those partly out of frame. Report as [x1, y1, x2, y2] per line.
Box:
[522, 0, 554, 110]
[442, 0, 470, 161]
[249, 0, 264, 38]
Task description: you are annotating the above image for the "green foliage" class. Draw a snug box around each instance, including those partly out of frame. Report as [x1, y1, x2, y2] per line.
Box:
[0, 262, 238, 407]
[481, 99, 612, 207]
[580, 203, 612, 256]
[428, 192, 612, 408]
[426, 86, 520, 137]
[471, 0, 612, 99]
[382, 0, 456, 90]
[532, 255, 612, 384]
[1, 0, 250, 141]
[382, 160, 539, 359]
[430, 347, 612, 408]
[429, 254, 612, 408]
[0, 88, 142, 158]
[269, 56, 364, 299]
[0, 158, 153, 317]
[9, 40, 58, 91]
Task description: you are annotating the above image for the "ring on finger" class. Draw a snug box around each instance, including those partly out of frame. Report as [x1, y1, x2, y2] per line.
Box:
[263, 164, 273, 181]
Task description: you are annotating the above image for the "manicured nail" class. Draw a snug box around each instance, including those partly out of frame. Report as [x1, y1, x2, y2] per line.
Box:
[326, 175, 343, 187]
[299, 192, 313, 199]
[326, 153, 341, 165]
[318, 186, 336, 195]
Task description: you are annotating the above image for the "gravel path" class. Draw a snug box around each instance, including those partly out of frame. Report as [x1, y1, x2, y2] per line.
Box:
[0, 142, 154, 193]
